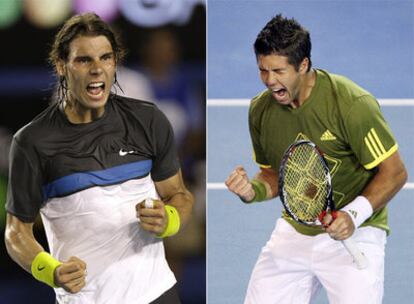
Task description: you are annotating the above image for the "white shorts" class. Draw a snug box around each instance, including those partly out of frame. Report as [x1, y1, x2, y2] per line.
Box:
[244, 218, 386, 304]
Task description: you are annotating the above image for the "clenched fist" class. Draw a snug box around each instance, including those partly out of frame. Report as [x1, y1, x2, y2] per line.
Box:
[136, 199, 168, 235]
[54, 256, 87, 294]
[225, 166, 255, 202]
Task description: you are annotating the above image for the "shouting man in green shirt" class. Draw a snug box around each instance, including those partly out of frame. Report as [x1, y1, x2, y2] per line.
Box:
[226, 14, 407, 304]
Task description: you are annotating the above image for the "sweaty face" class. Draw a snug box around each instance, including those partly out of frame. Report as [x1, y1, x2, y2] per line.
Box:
[257, 54, 304, 107]
[60, 35, 116, 115]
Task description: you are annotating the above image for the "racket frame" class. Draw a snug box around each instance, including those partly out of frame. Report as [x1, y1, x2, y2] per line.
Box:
[279, 140, 335, 225]
[278, 140, 368, 269]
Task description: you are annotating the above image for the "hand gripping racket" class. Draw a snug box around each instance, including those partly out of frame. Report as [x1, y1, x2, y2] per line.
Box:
[278, 140, 368, 269]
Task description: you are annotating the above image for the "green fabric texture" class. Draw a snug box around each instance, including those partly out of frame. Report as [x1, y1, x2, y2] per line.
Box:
[251, 179, 267, 202]
[249, 69, 397, 236]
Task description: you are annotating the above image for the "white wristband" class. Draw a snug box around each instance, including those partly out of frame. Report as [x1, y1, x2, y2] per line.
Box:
[341, 196, 373, 228]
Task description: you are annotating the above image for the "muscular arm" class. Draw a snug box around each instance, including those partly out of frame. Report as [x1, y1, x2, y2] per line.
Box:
[4, 213, 44, 273]
[361, 150, 407, 211]
[5, 213, 87, 293]
[155, 169, 194, 228]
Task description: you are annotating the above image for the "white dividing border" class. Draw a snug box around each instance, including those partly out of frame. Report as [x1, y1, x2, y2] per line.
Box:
[207, 98, 414, 190]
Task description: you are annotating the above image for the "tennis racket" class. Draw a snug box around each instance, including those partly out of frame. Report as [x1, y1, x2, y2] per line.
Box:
[278, 140, 368, 269]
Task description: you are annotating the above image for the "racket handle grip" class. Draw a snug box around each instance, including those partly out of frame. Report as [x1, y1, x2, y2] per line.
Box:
[341, 238, 369, 270]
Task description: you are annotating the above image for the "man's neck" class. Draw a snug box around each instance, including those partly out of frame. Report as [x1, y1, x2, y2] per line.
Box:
[291, 69, 316, 108]
[64, 101, 105, 124]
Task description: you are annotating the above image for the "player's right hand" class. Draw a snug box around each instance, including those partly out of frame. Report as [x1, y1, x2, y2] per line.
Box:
[54, 256, 87, 294]
[225, 166, 255, 202]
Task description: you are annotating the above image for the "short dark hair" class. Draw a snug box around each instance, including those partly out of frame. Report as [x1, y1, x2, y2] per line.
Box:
[254, 14, 312, 71]
[49, 13, 126, 72]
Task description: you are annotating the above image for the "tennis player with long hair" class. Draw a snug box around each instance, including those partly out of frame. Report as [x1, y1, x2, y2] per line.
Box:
[225, 14, 407, 303]
[5, 13, 193, 304]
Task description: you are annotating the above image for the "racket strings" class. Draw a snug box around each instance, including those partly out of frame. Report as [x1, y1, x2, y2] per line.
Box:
[284, 145, 329, 222]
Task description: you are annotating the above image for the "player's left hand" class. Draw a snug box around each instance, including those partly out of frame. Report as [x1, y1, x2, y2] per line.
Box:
[323, 211, 355, 240]
[136, 199, 167, 235]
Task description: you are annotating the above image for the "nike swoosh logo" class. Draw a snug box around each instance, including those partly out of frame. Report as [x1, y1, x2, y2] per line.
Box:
[37, 266, 45, 271]
[119, 149, 137, 156]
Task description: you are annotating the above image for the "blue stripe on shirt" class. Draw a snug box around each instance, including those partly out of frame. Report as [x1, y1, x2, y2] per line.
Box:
[42, 159, 152, 200]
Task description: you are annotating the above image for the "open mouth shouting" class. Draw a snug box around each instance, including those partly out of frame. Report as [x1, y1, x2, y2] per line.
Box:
[273, 87, 286, 95]
[271, 87, 288, 102]
[86, 81, 106, 100]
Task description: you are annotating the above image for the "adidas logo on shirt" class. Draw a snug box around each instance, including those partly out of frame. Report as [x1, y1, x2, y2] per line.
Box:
[320, 130, 336, 141]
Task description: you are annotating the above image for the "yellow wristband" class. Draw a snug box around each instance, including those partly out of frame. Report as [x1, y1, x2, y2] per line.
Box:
[158, 205, 181, 238]
[31, 252, 62, 288]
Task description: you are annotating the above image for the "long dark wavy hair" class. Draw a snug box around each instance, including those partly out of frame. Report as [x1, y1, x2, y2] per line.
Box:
[49, 13, 126, 105]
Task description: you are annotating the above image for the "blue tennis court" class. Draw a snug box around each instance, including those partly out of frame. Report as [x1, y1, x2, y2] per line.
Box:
[207, 1, 414, 303]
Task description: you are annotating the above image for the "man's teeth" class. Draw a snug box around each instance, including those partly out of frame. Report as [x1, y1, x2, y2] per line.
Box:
[88, 82, 104, 88]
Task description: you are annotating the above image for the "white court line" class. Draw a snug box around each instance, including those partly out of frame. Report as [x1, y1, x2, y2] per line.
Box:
[207, 99, 414, 107]
[208, 182, 414, 190]
[208, 98, 414, 190]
